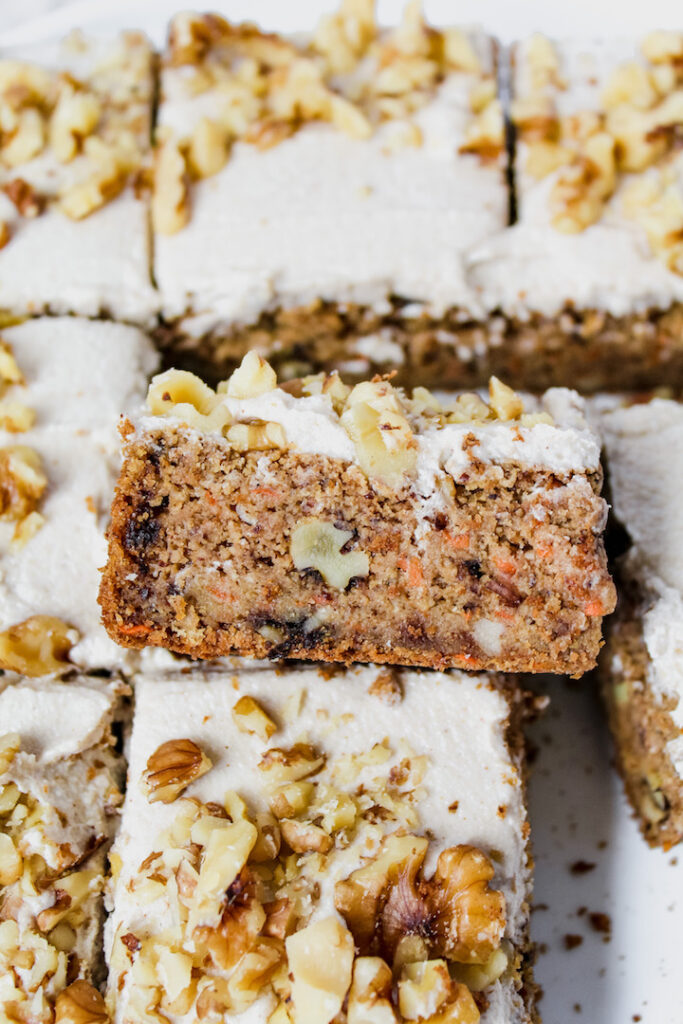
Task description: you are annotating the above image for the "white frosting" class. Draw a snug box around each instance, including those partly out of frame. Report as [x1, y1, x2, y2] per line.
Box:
[599, 399, 683, 592]
[2, 317, 159, 429]
[0, 319, 158, 671]
[155, 35, 507, 329]
[468, 38, 683, 318]
[641, 582, 683, 777]
[0, 675, 119, 761]
[0, 33, 158, 323]
[107, 665, 530, 1024]
[140, 383, 601, 491]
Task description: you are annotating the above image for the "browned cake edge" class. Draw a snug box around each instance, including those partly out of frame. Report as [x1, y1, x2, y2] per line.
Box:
[155, 301, 683, 393]
[599, 593, 683, 849]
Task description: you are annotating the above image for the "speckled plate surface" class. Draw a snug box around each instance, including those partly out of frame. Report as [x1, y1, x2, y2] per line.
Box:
[1, 2, 682, 1022]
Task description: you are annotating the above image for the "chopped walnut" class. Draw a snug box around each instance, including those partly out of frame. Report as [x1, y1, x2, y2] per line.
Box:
[348, 956, 397, 1024]
[487, 378, 524, 421]
[0, 614, 75, 676]
[290, 518, 369, 590]
[152, 136, 190, 234]
[0, 444, 47, 524]
[368, 669, 403, 705]
[341, 380, 417, 485]
[221, 351, 278, 399]
[287, 917, 355, 1024]
[335, 835, 505, 968]
[55, 980, 109, 1024]
[258, 744, 325, 783]
[233, 695, 278, 741]
[142, 738, 213, 803]
[3, 177, 46, 218]
[226, 420, 287, 452]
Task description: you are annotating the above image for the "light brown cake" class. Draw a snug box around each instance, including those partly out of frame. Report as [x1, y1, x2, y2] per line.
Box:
[100, 356, 615, 673]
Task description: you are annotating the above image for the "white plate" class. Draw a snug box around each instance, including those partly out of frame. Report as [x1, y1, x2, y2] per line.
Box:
[1, 3, 682, 1022]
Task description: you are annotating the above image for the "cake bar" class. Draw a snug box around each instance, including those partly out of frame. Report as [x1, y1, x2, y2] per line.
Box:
[0, 30, 158, 323]
[469, 32, 683, 392]
[105, 664, 536, 1023]
[152, 1, 509, 386]
[100, 355, 615, 674]
[597, 398, 683, 847]
[0, 318, 157, 675]
[0, 675, 125, 1023]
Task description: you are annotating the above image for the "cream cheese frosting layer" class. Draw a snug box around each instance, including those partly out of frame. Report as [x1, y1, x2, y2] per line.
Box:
[598, 398, 683, 593]
[139, 383, 601, 478]
[2, 318, 159, 430]
[106, 665, 530, 1024]
[0, 33, 158, 323]
[155, 36, 507, 329]
[468, 39, 683, 318]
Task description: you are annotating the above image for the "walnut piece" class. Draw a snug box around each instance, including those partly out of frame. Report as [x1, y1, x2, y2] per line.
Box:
[368, 669, 403, 705]
[55, 980, 109, 1024]
[232, 695, 278, 741]
[286, 917, 355, 1024]
[143, 738, 213, 803]
[487, 378, 524, 421]
[221, 351, 278, 399]
[290, 518, 369, 590]
[348, 956, 397, 1024]
[341, 380, 417, 486]
[258, 744, 325, 783]
[0, 615, 75, 676]
[147, 368, 232, 434]
[0, 832, 22, 884]
[152, 137, 189, 235]
[0, 445, 47, 523]
[335, 836, 505, 968]
[226, 420, 287, 452]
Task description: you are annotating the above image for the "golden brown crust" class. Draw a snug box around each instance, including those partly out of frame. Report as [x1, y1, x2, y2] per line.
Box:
[100, 423, 614, 675]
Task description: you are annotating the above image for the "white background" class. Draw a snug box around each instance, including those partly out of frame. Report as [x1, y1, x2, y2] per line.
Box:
[1, 2, 682, 1022]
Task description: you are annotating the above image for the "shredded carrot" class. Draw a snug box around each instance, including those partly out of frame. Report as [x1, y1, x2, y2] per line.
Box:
[205, 491, 217, 506]
[398, 556, 424, 587]
[251, 486, 280, 499]
[494, 557, 517, 576]
[454, 653, 482, 668]
[584, 599, 605, 616]
[536, 542, 553, 560]
[208, 586, 233, 602]
[444, 531, 470, 550]
[495, 608, 515, 622]
[118, 623, 151, 637]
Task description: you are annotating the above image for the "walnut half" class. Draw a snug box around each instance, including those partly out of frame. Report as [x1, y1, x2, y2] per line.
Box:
[142, 738, 213, 803]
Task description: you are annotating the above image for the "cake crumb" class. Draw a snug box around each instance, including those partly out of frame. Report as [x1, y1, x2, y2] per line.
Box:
[570, 859, 596, 874]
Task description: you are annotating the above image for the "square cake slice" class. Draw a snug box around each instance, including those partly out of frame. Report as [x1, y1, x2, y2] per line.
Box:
[0, 318, 157, 675]
[468, 32, 683, 392]
[0, 675, 125, 1023]
[153, 1, 509, 387]
[0, 30, 158, 323]
[100, 357, 615, 674]
[105, 664, 536, 1024]
[597, 398, 683, 847]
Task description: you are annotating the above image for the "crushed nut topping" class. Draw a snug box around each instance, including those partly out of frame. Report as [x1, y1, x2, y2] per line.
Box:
[0, 32, 152, 234]
[0, 735, 121, 1023]
[0, 445, 47, 541]
[233, 695, 278, 742]
[0, 614, 75, 676]
[513, 31, 683, 272]
[112, 711, 512, 1024]
[157, 1, 499, 227]
[142, 738, 213, 803]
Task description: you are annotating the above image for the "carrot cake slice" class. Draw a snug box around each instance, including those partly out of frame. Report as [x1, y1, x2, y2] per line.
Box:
[152, 1, 509, 387]
[597, 398, 683, 847]
[99, 356, 615, 674]
[0, 674, 125, 1023]
[105, 664, 537, 1024]
[469, 32, 683, 392]
[0, 29, 158, 323]
[0, 318, 158, 676]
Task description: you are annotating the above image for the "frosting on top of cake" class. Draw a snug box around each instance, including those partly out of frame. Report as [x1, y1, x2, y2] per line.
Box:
[0, 32, 158, 322]
[640, 581, 683, 777]
[154, 10, 506, 327]
[599, 398, 683, 592]
[469, 36, 683, 318]
[106, 665, 530, 1024]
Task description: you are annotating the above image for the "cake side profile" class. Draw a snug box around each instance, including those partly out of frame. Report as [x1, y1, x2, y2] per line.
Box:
[469, 31, 683, 392]
[152, 1, 509, 387]
[105, 665, 537, 1024]
[597, 398, 683, 847]
[100, 355, 615, 673]
[0, 318, 158, 675]
[0, 675, 125, 1022]
[0, 30, 158, 323]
